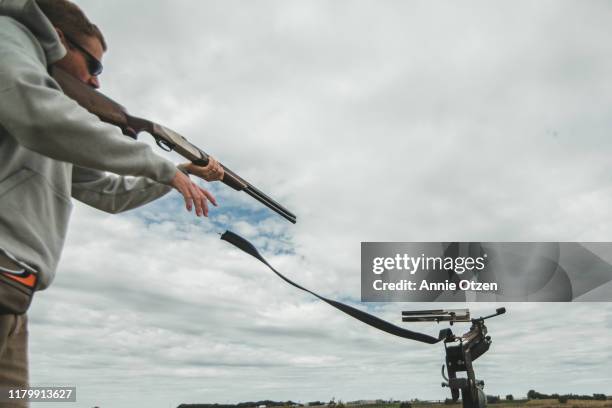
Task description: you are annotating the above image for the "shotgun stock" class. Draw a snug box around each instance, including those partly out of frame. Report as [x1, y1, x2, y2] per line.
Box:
[51, 67, 297, 224]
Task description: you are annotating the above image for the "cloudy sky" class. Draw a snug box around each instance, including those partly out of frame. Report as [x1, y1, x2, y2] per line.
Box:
[27, 1, 612, 407]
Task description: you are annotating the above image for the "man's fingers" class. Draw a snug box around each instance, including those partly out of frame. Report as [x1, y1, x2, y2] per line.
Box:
[193, 184, 207, 217]
[180, 158, 224, 182]
[200, 187, 218, 207]
[201, 191, 209, 217]
[211, 158, 224, 180]
[204, 157, 224, 181]
[171, 170, 218, 217]
[182, 188, 193, 212]
[183, 194, 193, 212]
[190, 183, 204, 216]
[172, 170, 192, 212]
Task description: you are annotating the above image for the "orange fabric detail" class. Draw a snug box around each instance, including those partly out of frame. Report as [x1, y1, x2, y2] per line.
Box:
[2, 272, 37, 288]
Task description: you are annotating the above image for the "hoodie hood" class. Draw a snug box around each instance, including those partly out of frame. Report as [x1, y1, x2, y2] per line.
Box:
[0, 0, 66, 63]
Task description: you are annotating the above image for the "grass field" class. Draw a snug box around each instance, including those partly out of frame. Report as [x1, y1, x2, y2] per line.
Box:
[520, 400, 612, 408]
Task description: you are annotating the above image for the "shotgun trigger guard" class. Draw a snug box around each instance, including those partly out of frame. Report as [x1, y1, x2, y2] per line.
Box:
[156, 138, 175, 152]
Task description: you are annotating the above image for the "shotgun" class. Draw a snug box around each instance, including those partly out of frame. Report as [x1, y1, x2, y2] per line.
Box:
[50, 67, 297, 224]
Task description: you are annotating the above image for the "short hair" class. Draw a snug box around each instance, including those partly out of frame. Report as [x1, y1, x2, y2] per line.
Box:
[36, 0, 107, 51]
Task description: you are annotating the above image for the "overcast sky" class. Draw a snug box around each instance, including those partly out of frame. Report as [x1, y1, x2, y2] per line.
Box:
[27, 1, 612, 407]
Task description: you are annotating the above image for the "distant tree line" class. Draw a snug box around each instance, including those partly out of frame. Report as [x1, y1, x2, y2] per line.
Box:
[179, 391, 610, 408]
[527, 390, 608, 402]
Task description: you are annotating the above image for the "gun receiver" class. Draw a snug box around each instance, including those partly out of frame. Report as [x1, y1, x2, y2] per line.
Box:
[402, 307, 506, 408]
[50, 67, 297, 224]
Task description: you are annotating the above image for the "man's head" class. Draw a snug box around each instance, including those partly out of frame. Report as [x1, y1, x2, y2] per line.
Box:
[36, 0, 107, 88]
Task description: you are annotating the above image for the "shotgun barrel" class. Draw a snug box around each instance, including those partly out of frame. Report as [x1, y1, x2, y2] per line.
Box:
[51, 67, 297, 224]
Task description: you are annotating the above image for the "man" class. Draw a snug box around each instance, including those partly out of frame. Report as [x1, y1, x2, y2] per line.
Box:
[0, 0, 224, 401]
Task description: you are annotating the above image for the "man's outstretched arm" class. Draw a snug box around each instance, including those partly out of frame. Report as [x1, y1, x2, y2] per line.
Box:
[72, 165, 218, 217]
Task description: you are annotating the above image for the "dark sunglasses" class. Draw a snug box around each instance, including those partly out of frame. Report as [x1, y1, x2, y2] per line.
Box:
[65, 35, 103, 76]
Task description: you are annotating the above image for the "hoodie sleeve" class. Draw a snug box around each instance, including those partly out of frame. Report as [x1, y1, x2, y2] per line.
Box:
[71, 165, 173, 214]
[0, 18, 177, 185]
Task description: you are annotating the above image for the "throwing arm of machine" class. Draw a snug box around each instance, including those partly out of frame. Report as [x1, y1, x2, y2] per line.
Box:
[402, 307, 507, 408]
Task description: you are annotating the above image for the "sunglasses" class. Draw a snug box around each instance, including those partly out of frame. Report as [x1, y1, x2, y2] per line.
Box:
[65, 35, 103, 76]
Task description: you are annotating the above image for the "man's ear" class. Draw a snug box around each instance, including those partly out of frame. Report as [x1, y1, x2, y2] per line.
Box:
[55, 27, 68, 46]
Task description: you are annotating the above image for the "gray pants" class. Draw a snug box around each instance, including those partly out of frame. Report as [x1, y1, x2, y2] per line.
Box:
[0, 314, 28, 408]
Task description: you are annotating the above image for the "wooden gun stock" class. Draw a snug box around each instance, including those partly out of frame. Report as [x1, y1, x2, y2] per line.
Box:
[51, 67, 296, 224]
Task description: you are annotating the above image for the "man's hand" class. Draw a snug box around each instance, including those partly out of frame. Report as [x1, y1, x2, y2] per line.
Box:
[179, 157, 224, 182]
[170, 170, 217, 217]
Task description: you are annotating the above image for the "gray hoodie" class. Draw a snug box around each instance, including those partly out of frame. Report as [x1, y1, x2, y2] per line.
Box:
[0, 0, 178, 289]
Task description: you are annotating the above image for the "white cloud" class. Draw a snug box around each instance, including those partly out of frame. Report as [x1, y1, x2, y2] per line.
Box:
[27, 1, 612, 407]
